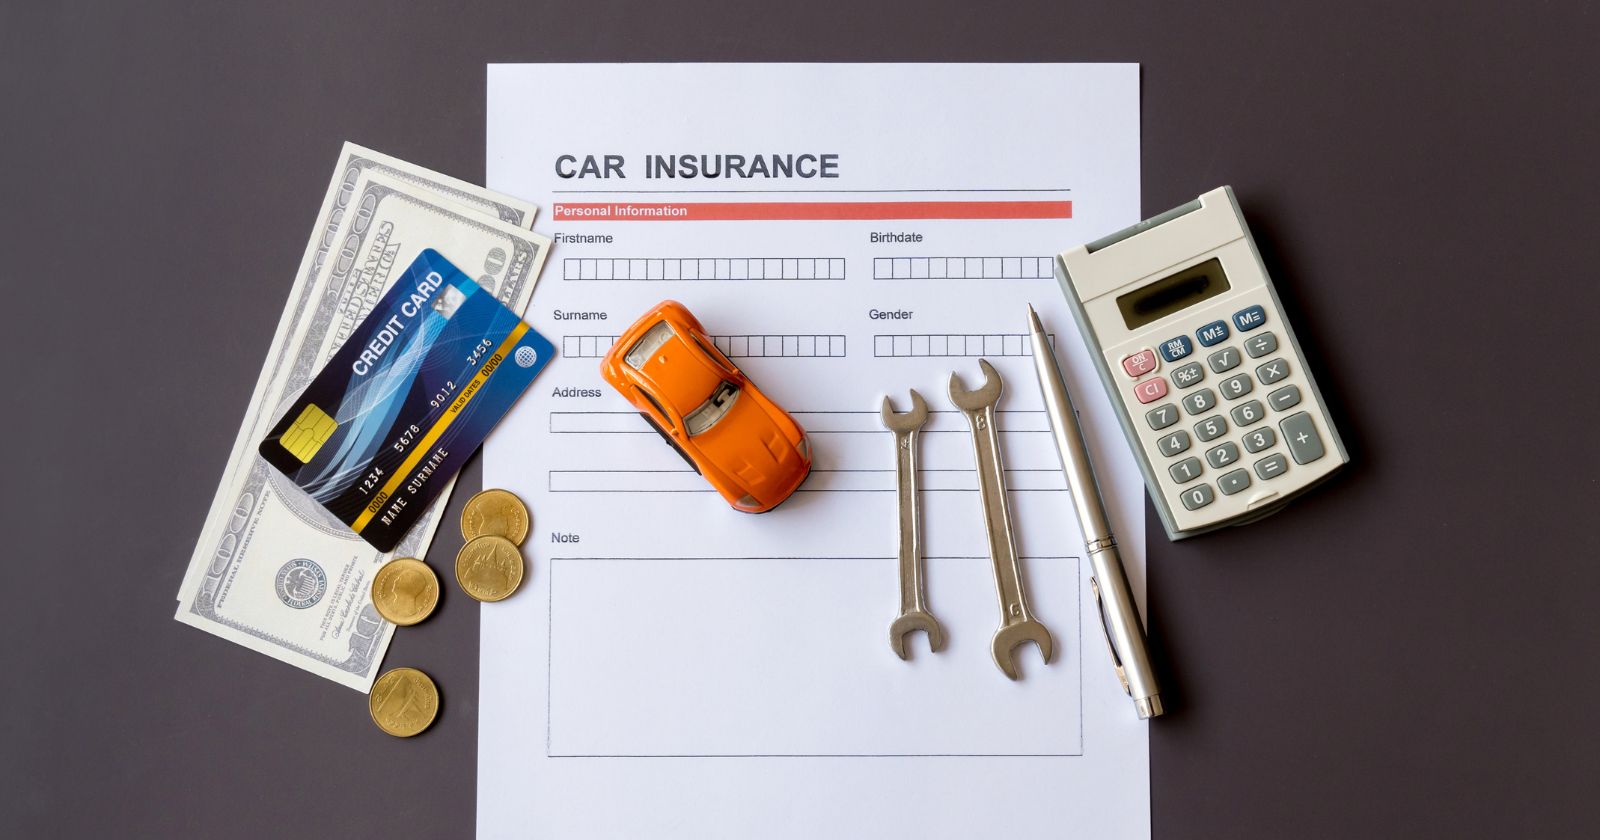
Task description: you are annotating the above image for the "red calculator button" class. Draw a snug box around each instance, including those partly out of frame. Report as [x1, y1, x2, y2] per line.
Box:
[1133, 377, 1169, 404]
[1121, 349, 1157, 378]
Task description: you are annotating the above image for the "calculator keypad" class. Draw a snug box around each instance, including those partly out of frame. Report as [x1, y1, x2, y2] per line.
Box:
[1194, 415, 1227, 442]
[1254, 453, 1288, 480]
[1180, 388, 1215, 415]
[1180, 483, 1214, 510]
[1119, 300, 1335, 524]
[1207, 347, 1240, 373]
[1205, 442, 1240, 469]
[1219, 373, 1252, 400]
[1245, 331, 1277, 358]
[1280, 411, 1325, 464]
[1121, 349, 1157, 377]
[1233, 305, 1266, 331]
[1267, 385, 1301, 411]
[1196, 320, 1230, 346]
[1218, 468, 1251, 496]
[1256, 358, 1289, 385]
[1158, 336, 1193, 362]
[1241, 426, 1276, 453]
[1229, 399, 1264, 427]
[1172, 362, 1205, 389]
[1145, 403, 1179, 430]
[1133, 378, 1168, 404]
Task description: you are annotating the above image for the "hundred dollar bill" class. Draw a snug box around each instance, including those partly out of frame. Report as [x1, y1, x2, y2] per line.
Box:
[177, 169, 551, 691]
[179, 142, 537, 597]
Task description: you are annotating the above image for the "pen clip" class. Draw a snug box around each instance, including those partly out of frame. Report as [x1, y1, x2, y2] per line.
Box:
[1090, 577, 1131, 696]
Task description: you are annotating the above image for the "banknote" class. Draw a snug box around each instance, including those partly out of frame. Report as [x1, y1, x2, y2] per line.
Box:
[177, 167, 551, 691]
[179, 142, 537, 597]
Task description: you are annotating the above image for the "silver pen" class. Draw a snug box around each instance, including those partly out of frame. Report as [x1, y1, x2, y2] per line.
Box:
[1027, 305, 1164, 719]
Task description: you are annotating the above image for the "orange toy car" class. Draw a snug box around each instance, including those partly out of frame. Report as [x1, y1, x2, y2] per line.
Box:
[601, 300, 812, 512]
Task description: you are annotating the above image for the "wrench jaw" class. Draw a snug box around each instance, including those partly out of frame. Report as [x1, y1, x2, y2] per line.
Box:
[879, 389, 930, 432]
[947, 359, 1003, 412]
[991, 621, 1054, 681]
[889, 611, 947, 661]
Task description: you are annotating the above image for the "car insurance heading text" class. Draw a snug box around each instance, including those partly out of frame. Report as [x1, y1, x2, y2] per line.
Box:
[556, 153, 840, 180]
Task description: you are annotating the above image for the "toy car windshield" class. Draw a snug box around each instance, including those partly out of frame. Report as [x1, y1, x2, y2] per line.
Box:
[623, 320, 675, 370]
[685, 381, 739, 436]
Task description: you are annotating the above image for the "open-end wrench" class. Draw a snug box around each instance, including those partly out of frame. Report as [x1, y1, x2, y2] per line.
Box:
[881, 389, 944, 659]
[948, 359, 1054, 680]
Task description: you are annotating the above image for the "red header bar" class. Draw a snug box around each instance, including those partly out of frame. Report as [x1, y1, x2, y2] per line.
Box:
[551, 200, 1071, 221]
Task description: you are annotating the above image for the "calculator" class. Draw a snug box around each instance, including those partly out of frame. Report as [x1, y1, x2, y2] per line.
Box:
[1055, 186, 1347, 540]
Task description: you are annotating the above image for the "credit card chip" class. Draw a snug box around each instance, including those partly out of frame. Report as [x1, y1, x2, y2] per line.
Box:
[281, 403, 338, 463]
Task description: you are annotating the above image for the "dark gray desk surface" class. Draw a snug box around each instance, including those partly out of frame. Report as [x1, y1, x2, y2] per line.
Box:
[4, 2, 1597, 837]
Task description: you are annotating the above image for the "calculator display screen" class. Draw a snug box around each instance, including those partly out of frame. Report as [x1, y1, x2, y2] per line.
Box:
[1116, 257, 1231, 329]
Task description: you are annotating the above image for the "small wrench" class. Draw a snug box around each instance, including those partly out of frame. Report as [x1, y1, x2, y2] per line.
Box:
[881, 389, 945, 659]
[949, 359, 1053, 679]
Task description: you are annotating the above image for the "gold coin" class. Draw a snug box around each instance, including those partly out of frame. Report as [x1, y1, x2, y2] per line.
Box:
[370, 557, 440, 626]
[368, 667, 440, 738]
[460, 488, 531, 545]
[455, 534, 525, 602]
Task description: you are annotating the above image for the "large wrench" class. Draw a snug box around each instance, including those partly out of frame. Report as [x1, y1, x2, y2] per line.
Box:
[949, 359, 1054, 679]
[881, 389, 945, 659]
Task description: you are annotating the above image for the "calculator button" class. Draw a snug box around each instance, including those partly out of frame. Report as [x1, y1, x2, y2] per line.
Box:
[1169, 457, 1203, 484]
[1180, 483, 1215, 510]
[1218, 468, 1251, 496]
[1171, 362, 1205, 389]
[1207, 347, 1240, 373]
[1158, 335, 1193, 362]
[1241, 426, 1277, 453]
[1268, 384, 1302, 411]
[1132, 377, 1169, 404]
[1145, 403, 1179, 430]
[1121, 349, 1157, 378]
[1196, 320, 1231, 346]
[1205, 441, 1240, 469]
[1180, 388, 1216, 415]
[1280, 412, 1325, 464]
[1194, 415, 1227, 442]
[1256, 358, 1290, 385]
[1254, 453, 1289, 480]
[1230, 399, 1265, 426]
[1245, 331, 1278, 358]
[1219, 373, 1253, 400]
[1157, 430, 1191, 457]
[1233, 305, 1267, 332]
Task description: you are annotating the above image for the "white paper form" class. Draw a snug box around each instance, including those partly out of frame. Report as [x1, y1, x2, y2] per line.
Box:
[482, 63, 1146, 839]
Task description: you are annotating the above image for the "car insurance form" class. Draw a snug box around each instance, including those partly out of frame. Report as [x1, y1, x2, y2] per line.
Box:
[482, 63, 1145, 839]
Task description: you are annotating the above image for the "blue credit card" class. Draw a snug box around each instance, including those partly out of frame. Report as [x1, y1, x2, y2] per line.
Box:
[259, 249, 554, 552]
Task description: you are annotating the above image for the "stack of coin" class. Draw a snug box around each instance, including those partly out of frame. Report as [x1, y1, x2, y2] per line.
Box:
[456, 489, 531, 602]
[364, 488, 531, 738]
